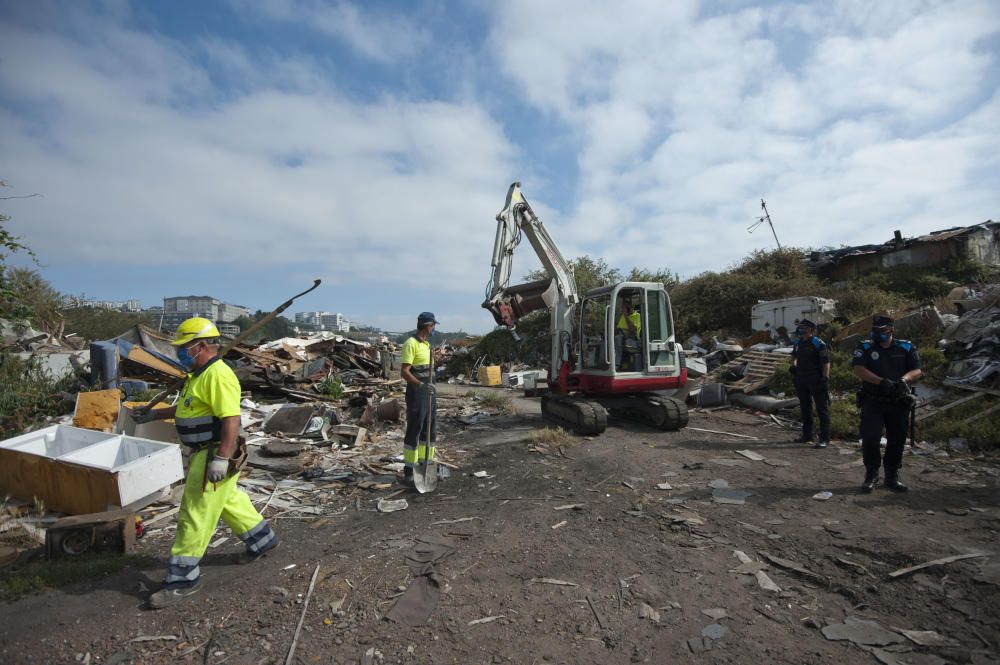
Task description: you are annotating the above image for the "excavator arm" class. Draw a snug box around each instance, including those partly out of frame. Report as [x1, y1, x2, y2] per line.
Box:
[483, 182, 578, 327]
[482, 182, 579, 382]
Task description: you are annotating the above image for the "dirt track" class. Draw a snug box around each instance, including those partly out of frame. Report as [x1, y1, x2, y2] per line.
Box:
[2, 389, 999, 665]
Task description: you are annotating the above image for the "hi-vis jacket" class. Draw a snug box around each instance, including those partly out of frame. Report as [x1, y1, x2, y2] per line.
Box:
[174, 357, 241, 448]
[401, 336, 432, 382]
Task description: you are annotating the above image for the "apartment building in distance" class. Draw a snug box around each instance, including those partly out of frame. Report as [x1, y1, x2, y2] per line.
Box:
[294, 311, 351, 332]
[160, 296, 250, 333]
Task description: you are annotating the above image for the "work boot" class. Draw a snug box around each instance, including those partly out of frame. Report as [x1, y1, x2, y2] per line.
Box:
[399, 468, 416, 490]
[815, 437, 829, 449]
[147, 578, 204, 610]
[794, 433, 814, 444]
[885, 472, 908, 493]
[861, 467, 879, 493]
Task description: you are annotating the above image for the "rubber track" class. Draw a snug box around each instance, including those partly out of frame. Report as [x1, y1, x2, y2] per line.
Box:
[638, 395, 689, 431]
[541, 394, 607, 435]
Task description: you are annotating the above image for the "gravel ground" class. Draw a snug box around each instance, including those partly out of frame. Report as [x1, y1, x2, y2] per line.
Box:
[2, 388, 998, 665]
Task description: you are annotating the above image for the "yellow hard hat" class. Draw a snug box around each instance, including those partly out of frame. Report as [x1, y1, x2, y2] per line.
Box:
[171, 317, 221, 346]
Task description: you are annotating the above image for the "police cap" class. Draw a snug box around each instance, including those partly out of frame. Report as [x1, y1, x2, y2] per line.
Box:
[798, 318, 816, 330]
[872, 314, 894, 329]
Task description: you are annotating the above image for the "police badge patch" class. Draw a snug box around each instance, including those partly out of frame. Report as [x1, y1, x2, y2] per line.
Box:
[871, 351, 879, 360]
[853, 349, 863, 358]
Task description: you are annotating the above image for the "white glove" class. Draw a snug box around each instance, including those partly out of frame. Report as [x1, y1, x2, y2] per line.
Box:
[207, 456, 230, 483]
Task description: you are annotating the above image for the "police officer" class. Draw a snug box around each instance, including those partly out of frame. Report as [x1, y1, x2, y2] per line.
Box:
[852, 315, 922, 493]
[400, 312, 439, 489]
[790, 319, 831, 447]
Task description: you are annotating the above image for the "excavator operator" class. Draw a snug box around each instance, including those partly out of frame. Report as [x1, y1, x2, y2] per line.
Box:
[615, 297, 642, 371]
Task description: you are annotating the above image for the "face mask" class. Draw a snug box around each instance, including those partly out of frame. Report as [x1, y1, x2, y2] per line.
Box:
[176, 344, 200, 369]
[871, 329, 891, 343]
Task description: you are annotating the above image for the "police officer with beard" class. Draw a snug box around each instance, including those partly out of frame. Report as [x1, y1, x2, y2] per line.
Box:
[852, 315, 922, 493]
[790, 319, 831, 447]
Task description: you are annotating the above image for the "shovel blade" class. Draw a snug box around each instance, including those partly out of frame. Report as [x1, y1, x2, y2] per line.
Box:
[413, 461, 438, 494]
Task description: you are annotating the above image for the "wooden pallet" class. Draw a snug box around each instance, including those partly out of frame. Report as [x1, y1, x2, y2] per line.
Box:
[708, 350, 790, 393]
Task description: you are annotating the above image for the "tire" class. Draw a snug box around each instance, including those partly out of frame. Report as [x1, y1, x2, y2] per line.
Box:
[698, 382, 727, 408]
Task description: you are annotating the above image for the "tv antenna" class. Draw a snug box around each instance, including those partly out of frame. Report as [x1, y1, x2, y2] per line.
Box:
[748, 199, 781, 249]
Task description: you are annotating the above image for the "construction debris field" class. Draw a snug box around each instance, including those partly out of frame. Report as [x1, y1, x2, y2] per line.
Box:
[1, 385, 998, 665]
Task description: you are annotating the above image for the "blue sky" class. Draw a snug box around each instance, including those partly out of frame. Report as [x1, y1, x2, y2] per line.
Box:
[1, 0, 998, 334]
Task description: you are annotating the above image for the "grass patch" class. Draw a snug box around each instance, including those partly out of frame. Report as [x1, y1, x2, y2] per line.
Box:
[0, 552, 154, 602]
[830, 399, 860, 440]
[527, 426, 576, 447]
[472, 391, 514, 414]
[920, 400, 1000, 451]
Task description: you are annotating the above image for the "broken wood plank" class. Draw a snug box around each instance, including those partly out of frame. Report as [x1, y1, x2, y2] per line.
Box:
[888, 552, 991, 579]
[688, 427, 759, 440]
[916, 392, 984, 422]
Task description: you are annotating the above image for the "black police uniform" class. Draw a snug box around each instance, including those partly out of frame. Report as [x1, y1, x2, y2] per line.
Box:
[792, 334, 831, 441]
[852, 338, 920, 476]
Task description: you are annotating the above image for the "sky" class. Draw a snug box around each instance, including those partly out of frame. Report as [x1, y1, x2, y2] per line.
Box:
[1, 1, 998, 334]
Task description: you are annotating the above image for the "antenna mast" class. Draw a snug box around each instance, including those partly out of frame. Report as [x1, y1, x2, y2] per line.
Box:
[747, 199, 782, 249]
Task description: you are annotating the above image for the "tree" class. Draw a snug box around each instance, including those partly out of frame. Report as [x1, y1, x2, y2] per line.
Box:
[234, 311, 294, 343]
[0, 182, 40, 323]
[3, 268, 64, 333]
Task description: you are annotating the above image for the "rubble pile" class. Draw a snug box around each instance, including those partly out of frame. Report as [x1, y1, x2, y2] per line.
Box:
[939, 285, 1000, 385]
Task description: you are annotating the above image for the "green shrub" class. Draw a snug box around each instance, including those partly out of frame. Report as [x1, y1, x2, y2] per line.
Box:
[0, 354, 76, 438]
[917, 346, 948, 385]
[317, 375, 344, 398]
[920, 401, 1000, 451]
[830, 399, 859, 440]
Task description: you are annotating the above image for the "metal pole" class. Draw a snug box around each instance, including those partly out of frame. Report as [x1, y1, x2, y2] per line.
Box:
[761, 199, 781, 250]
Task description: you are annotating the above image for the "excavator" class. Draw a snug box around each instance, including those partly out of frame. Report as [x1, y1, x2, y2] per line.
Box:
[482, 182, 689, 435]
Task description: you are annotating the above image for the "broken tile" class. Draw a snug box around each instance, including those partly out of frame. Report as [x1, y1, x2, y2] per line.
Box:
[701, 608, 728, 620]
[701, 623, 728, 640]
[735, 449, 765, 461]
[821, 616, 903, 646]
[713, 488, 752, 505]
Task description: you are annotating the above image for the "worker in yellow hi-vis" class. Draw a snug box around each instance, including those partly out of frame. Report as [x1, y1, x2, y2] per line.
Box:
[399, 311, 438, 489]
[614, 299, 643, 371]
[132, 317, 278, 609]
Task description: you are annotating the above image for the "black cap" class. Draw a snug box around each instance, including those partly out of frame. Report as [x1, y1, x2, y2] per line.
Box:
[797, 319, 816, 330]
[417, 311, 440, 327]
[872, 315, 894, 329]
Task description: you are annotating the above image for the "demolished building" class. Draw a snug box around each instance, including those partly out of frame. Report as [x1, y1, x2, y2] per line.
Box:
[809, 221, 1000, 281]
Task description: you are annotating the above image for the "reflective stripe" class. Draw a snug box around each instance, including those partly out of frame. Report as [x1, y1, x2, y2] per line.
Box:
[165, 555, 201, 585]
[237, 520, 277, 554]
[175, 414, 221, 446]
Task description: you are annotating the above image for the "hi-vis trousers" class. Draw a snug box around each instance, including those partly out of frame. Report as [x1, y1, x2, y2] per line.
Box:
[165, 448, 276, 588]
[403, 383, 436, 469]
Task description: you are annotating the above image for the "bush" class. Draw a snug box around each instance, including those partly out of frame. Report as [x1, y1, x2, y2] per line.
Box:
[830, 399, 859, 440]
[832, 283, 906, 321]
[0, 354, 77, 438]
[671, 248, 822, 339]
[317, 375, 344, 398]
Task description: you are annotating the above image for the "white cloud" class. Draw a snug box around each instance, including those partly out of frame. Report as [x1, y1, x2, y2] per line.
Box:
[229, 0, 429, 63]
[487, 0, 1000, 278]
[0, 11, 516, 299]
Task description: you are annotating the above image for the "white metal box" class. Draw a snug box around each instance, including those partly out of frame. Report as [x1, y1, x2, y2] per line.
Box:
[0, 425, 184, 514]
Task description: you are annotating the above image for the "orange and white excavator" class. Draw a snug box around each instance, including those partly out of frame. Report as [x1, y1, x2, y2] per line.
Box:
[482, 182, 689, 435]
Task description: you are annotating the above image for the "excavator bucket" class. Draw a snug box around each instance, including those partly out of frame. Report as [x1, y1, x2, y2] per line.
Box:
[482, 278, 559, 328]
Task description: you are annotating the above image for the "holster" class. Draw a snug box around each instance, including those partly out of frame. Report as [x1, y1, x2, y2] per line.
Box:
[201, 436, 250, 490]
[228, 435, 249, 476]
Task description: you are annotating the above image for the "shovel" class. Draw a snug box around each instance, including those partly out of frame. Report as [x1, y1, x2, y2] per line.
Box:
[413, 355, 438, 494]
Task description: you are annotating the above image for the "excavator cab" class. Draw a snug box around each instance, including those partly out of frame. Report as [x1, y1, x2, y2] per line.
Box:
[576, 282, 686, 394]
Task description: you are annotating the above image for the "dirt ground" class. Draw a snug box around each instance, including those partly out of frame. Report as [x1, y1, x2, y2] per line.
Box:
[2, 385, 999, 665]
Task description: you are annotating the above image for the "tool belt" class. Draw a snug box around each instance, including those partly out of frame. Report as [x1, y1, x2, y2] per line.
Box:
[228, 435, 249, 476]
[198, 436, 250, 489]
